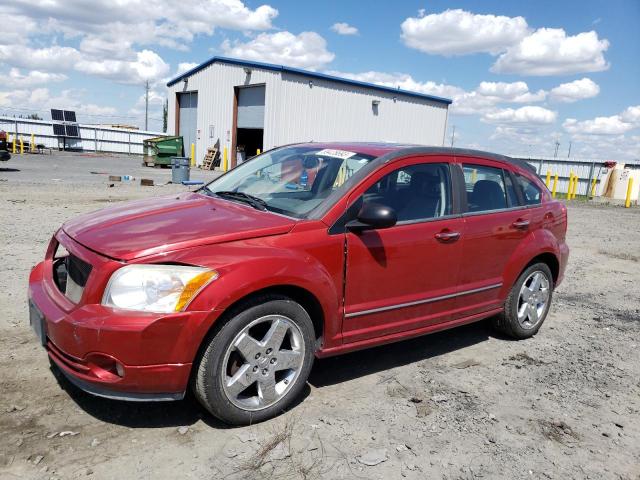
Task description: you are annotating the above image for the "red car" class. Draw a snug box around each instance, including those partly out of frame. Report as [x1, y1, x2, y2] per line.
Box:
[28, 143, 568, 424]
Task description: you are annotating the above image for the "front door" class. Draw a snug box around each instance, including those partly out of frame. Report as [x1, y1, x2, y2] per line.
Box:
[342, 158, 464, 344]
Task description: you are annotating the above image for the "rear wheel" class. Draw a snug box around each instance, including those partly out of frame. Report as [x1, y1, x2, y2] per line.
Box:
[493, 263, 553, 339]
[193, 296, 315, 425]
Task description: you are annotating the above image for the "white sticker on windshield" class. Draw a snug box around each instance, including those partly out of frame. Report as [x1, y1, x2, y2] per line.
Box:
[314, 149, 357, 160]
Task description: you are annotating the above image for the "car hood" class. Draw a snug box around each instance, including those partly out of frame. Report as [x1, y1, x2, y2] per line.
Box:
[62, 192, 296, 261]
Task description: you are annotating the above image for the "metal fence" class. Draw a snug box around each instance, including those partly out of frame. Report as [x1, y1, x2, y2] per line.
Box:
[515, 156, 640, 197]
[0, 117, 165, 155]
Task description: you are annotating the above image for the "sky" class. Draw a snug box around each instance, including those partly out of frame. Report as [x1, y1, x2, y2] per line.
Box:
[0, 0, 639, 160]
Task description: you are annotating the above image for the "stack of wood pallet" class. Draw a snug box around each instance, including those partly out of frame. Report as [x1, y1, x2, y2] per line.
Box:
[202, 143, 221, 170]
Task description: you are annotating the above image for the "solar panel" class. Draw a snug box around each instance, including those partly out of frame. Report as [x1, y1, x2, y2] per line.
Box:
[63, 110, 77, 122]
[65, 125, 79, 137]
[53, 124, 66, 136]
[51, 109, 64, 121]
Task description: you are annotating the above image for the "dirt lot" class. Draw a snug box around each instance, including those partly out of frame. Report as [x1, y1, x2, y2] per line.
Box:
[1, 154, 639, 480]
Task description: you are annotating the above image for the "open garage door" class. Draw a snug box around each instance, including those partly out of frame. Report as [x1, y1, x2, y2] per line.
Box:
[178, 91, 197, 156]
[235, 85, 265, 164]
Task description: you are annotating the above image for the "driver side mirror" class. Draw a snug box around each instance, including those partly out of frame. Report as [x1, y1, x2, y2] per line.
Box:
[346, 202, 397, 231]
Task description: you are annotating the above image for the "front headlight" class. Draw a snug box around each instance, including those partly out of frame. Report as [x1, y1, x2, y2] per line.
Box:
[102, 264, 218, 313]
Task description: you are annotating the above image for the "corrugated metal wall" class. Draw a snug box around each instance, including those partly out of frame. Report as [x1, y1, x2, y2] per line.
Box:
[0, 117, 163, 154]
[167, 62, 449, 165]
[517, 156, 640, 196]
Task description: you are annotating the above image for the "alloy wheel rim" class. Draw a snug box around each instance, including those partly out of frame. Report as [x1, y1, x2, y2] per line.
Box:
[221, 314, 305, 411]
[517, 271, 550, 329]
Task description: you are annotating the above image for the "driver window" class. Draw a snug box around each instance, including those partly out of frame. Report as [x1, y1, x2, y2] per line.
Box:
[363, 163, 452, 222]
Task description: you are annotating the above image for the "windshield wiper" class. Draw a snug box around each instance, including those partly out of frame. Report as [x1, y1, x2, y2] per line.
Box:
[213, 191, 268, 211]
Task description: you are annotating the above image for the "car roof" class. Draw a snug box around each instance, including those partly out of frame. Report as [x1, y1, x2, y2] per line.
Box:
[290, 142, 537, 173]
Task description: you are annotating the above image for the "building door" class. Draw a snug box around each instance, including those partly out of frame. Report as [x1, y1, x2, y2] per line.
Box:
[178, 91, 198, 157]
[235, 85, 265, 164]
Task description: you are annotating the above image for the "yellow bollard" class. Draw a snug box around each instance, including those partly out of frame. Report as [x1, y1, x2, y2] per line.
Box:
[31, 133, 35, 152]
[625, 177, 634, 208]
[256, 148, 261, 155]
[471, 169, 477, 183]
[20, 137, 24, 154]
[545, 170, 551, 188]
[569, 173, 576, 200]
[552, 173, 558, 198]
[223, 146, 228, 171]
[12, 135, 16, 154]
[190, 143, 195, 167]
[591, 178, 597, 197]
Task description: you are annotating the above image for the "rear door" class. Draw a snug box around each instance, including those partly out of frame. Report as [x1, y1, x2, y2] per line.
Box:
[453, 160, 530, 318]
[342, 156, 464, 344]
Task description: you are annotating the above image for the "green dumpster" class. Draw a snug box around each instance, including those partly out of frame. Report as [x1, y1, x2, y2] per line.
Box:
[143, 136, 184, 167]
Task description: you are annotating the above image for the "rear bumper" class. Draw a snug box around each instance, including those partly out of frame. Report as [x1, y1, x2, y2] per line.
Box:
[28, 257, 214, 401]
[556, 241, 570, 287]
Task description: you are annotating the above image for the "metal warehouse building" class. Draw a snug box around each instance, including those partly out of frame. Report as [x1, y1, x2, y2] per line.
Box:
[166, 56, 452, 167]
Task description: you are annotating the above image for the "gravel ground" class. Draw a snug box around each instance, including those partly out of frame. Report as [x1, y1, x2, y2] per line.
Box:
[1, 153, 639, 480]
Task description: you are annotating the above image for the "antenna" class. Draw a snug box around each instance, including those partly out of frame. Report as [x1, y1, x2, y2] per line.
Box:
[144, 80, 150, 131]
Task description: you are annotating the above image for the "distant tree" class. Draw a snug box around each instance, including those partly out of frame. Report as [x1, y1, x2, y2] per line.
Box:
[162, 99, 168, 133]
[27, 113, 42, 120]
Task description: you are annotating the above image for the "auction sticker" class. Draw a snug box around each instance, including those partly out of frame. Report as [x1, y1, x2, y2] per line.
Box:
[314, 149, 357, 159]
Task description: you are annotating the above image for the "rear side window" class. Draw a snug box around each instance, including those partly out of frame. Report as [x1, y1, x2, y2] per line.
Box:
[463, 164, 508, 212]
[364, 163, 452, 222]
[516, 174, 542, 205]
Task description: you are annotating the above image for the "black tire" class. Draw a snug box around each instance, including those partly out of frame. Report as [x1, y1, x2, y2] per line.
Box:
[492, 262, 554, 339]
[193, 295, 315, 425]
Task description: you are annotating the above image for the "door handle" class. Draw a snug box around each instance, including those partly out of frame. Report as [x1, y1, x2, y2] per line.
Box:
[511, 219, 530, 230]
[434, 230, 461, 242]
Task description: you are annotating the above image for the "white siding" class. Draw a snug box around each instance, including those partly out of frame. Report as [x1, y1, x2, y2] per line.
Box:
[269, 72, 448, 147]
[167, 62, 449, 165]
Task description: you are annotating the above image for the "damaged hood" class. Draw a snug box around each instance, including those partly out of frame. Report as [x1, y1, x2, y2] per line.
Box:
[62, 192, 296, 261]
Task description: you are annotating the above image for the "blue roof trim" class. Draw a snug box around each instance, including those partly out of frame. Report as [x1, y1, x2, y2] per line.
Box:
[166, 56, 453, 105]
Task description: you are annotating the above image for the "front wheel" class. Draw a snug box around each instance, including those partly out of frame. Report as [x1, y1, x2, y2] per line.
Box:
[193, 296, 315, 425]
[492, 263, 554, 339]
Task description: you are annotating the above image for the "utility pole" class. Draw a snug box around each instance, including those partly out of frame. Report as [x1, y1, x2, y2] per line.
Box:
[553, 140, 560, 159]
[450, 125, 456, 148]
[144, 80, 150, 131]
[567, 141, 572, 158]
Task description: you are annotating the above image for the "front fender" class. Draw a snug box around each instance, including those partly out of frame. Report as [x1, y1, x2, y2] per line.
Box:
[150, 237, 343, 360]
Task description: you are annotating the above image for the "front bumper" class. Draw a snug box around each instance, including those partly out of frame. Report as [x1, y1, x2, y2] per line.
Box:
[28, 234, 217, 401]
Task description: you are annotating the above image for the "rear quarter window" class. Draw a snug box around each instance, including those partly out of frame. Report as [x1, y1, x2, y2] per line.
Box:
[516, 174, 543, 205]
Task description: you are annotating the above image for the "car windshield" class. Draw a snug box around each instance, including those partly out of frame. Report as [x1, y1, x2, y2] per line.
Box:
[203, 146, 377, 218]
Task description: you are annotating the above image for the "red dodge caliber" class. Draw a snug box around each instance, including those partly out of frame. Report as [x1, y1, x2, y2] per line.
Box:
[28, 143, 569, 424]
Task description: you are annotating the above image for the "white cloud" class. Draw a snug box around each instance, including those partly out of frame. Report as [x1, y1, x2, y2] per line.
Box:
[221, 31, 335, 70]
[325, 71, 547, 116]
[401, 9, 529, 55]
[562, 105, 640, 136]
[476, 81, 546, 103]
[563, 116, 634, 135]
[549, 78, 600, 103]
[175, 62, 199, 76]
[620, 105, 640, 124]
[483, 106, 557, 125]
[0, 87, 117, 118]
[5, 0, 278, 53]
[492, 28, 609, 76]
[76, 50, 170, 84]
[0, 45, 82, 72]
[4, 68, 67, 88]
[331, 22, 358, 35]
